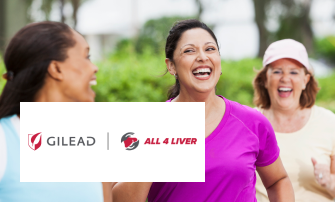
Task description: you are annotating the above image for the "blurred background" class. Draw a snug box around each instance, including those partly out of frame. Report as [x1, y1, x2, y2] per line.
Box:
[0, 0, 334, 111]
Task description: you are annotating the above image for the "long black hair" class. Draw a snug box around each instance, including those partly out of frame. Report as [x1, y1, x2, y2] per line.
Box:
[165, 19, 219, 99]
[0, 21, 76, 119]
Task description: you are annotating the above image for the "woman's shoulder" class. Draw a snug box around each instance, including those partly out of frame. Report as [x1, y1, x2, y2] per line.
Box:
[226, 99, 267, 121]
[0, 114, 20, 181]
[313, 105, 335, 119]
[0, 118, 8, 182]
[0, 114, 20, 132]
[224, 98, 272, 134]
[0, 114, 19, 123]
[312, 105, 335, 127]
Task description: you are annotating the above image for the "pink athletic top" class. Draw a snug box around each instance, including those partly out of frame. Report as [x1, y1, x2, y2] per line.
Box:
[148, 96, 279, 202]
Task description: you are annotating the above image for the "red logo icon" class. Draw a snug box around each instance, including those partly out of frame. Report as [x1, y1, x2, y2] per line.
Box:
[121, 132, 139, 150]
[28, 132, 42, 151]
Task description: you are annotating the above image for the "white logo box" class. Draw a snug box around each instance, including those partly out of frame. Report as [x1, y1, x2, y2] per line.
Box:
[20, 102, 205, 182]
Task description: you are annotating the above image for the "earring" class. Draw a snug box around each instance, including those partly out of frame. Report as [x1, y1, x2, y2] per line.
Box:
[220, 72, 222, 75]
[174, 73, 178, 79]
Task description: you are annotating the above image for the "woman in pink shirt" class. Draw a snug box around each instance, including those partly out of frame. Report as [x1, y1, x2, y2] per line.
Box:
[113, 19, 294, 202]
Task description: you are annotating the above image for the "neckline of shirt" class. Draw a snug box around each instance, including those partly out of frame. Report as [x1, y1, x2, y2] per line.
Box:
[205, 95, 231, 144]
[260, 106, 315, 135]
[167, 95, 231, 144]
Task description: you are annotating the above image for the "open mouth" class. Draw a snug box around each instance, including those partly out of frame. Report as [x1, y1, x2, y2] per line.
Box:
[278, 87, 292, 97]
[89, 80, 97, 86]
[192, 67, 212, 79]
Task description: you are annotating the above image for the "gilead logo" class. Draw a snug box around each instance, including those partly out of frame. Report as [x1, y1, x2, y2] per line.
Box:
[121, 132, 139, 151]
[47, 136, 95, 146]
[28, 132, 42, 151]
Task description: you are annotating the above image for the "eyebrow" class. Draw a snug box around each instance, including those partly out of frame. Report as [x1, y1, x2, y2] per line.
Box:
[179, 42, 217, 51]
[205, 42, 216, 46]
[180, 44, 195, 50]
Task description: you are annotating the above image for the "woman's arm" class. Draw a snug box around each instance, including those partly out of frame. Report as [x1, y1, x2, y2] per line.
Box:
[256, 157, 294, 202]
[311, 156, 335, 197]
[112, 182, 152, 202]
[102, 182, 112, 202]
[102, 182, 118, 202]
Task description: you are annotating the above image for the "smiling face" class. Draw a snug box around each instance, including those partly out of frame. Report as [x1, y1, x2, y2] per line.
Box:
[58, 30, 98, 102]
[166, 28, 221, 95]
[265, 58, 310, 110]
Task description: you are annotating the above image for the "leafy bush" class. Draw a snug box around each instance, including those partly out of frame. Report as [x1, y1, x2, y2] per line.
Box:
[0, 53, 334, 113]
[217, 59, 261, 106]
[0, 56, 6, 90]
[316, 73, 335, 112]
[315, 36, 335, 65]
[91, 46, 262, 104]
[92, 50, 174, 102]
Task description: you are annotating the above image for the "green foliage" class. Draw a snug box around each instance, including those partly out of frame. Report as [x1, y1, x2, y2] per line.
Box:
[0, 53, 334, 113]
[133, 16, 194, 54]
[0, 56, 6, 90]
[217, 59, 262, 106]
[315, 36, 335, 64]
[92, 50, 174, 102]
[92, 51, 262, 104]
[316, 73, 335, 112]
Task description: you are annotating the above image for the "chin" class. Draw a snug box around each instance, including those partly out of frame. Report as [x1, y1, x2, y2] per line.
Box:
[87, 95, 95, 102]
[86, 89, 96, 102]
[86, 97, 95, 102]
[276, 100, 299, 109]
[194, 85, 215, 94]
[80, 94, 95, 102]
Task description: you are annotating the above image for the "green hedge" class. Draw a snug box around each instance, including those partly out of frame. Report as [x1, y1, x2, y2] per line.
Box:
[93, 50, 173, 102]
[0, 53, 334, 112]
[315, 73, 335, 112]
[91, 49, 261, 105]
[0, 56, 6, 90]
[315, 36, 335, 64]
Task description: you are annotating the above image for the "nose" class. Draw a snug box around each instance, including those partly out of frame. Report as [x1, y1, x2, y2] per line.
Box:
[92, 63, 98, 74]
[196, 50, 209, 62]
[280, 71, 290, 83]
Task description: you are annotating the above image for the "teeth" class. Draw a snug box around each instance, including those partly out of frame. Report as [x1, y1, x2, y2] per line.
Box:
[195, 74, 209, 78]
[192, 68, 211, 74]
[89, 80, 97, 86]
[278, 87, 292, 92]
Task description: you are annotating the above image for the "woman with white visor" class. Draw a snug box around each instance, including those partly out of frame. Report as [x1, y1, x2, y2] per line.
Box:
[254, 39, 335, 202]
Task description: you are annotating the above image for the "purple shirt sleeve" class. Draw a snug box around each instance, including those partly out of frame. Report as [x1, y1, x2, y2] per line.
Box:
[255, 114, 280, 167]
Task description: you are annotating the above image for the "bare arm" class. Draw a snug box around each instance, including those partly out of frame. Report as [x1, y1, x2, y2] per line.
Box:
[102, 182, 112, 202]
[102, 182, 118, 202]
[112, 182, 152, 202]
[311, 156, 335, 197]
[257, 157, 294, 202]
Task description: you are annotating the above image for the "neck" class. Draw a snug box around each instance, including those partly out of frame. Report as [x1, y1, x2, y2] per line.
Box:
[174, 88, 223, 118]
[264, 104, 312, 133]
[266, 104, 306, 121]
[34, 80, 73, 102]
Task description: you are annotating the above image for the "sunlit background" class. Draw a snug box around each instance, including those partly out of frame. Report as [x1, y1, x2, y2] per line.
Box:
[0, 0, 334, 111]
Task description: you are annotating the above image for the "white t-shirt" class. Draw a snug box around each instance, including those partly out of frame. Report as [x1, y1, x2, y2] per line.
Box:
[0, 115, 19, 181]
[255, 105, 335, 202]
